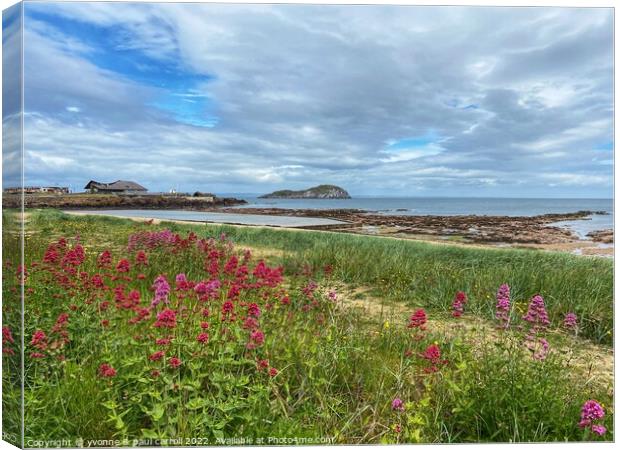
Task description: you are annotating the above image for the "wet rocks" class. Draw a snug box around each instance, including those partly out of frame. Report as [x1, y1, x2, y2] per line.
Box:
[587, 229, 614, 244]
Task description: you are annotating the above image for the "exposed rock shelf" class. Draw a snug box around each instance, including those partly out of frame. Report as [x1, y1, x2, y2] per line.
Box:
[220, 208, 607, 245]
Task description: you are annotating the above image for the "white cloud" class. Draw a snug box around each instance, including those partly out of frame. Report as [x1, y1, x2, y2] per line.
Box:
[17, 4, 614, 197]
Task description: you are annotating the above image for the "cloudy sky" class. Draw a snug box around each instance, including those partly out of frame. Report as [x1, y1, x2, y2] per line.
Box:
[5, 3, 615, 197]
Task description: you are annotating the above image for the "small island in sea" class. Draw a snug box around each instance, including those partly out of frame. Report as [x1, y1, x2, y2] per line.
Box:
[259, 184, 351, 199]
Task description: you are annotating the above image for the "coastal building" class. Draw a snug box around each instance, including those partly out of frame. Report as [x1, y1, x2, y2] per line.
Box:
[84, 180, 148, 194]
[3, 186, 69, 194]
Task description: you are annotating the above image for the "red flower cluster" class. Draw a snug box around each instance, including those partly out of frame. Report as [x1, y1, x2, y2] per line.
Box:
[168, 356, 182, 368]
[98, 250, 112, 268]
[153, 309, 177, 329]
[149, 351, 165, 361]
[407, 309, 427, 330]
[2, 326, 15, 355]
[98, 363, 117, 378]
[116, 259, 131, 273]
[135, 250, 148, 266]
[451, 291, 467, 318]
[421, 344, 448, 373]
[196, 332, 209, 344]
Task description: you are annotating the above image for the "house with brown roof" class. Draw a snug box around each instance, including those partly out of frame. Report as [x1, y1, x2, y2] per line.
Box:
[84, 180, 147, 194]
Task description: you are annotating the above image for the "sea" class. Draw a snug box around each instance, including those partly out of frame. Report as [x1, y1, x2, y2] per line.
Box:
[74, 197, 614, 240]
[230, 196, 614, 238]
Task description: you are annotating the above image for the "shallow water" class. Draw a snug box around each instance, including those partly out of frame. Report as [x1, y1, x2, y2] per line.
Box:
[67, 210, 347, 228]
[549, 213, 614, 240]
[231, 196, 613, 218]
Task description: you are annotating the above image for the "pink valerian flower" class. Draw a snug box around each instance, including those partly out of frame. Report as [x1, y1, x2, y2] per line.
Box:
[194, 279, 221, 300]
[523, 294, 550, 329]
[421, 344, 448, 373]
[156, 337, 171, 346]
[175, 273, 191, 291]
[2, 326, 15, 355]
[221, 301, 234, 318]
[115, 258, 130, 273]
[247, 303, 261, 318]
[31, 330, 48, 351]
[196, 332, 209, 344]
[149, 351, 165, 361]
[98, 363, 117, 378]
[135, 250, 148, 266]
[43, 243, 61, 264]
[153, 309, 177, 328]
[564, 312, 578, 330]
[2, 326, 15, 345]
[328, 291, 337, 301]
[91, 274, 105, 289]
[407, 309, 427, 330]
[151, 275, 171, 306]
[268, 367, 278, 377]
[578, 400, 606, 436]
[256, 359, 270, 371]
[168, 356, 182, 368]
[243, 317, 260, 330]
[224, 255, 239, 275]
[227, 284, 241, 300]
[61, 244, 85, 268]
[391, 398, 405, 412]
[247, 329, 265, 349]
[97, 250, 112, 268]
[302, 280, 319, 298]
[451, 291, 467, 318]
[495, 284, 511, 327]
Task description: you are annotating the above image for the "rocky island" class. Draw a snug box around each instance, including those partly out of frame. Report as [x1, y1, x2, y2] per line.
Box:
[260, 184, 351, 199]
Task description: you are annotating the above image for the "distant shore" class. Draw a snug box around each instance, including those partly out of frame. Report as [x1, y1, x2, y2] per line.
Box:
[57, 206, 613, 257]
[2, 192, 247, 210]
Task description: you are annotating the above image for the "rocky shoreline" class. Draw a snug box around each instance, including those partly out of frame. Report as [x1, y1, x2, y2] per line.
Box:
[2, 193, 246, 210]
[221, 207, 611, 246]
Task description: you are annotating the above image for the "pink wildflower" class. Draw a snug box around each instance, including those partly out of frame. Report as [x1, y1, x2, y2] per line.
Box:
[523, 294, 550, 328]
[98, 363, 117, 378]
[168, 356, 182, 368]
[451, 291, 467, 318]
[564, 312, 578, 330]
[407, 309, 427, 330]
[149, 351, 165, 361]
[153, 309, 177, 328]
[115, 259, 130, 273]
[151, 275, 171, 306]
[196, 332, 209, 344]
[391, 398, 405, 411]
[495, 284, 511, 327]
[578, 400, 606, 435]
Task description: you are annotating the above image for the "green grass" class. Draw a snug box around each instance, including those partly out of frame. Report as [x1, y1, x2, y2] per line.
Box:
[24, 209, 614, 344]
[1, 209, 613, 444]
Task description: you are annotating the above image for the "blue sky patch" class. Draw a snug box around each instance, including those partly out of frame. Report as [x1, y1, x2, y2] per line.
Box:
[25, 7, 218, 127]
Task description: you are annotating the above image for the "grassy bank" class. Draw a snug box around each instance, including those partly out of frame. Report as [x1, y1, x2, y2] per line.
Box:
[2, 209, 613, 444]
[33, 209, 611, 344]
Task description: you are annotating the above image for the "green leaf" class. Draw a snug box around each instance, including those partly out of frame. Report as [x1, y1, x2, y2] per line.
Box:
[102, 400, 118, 410]
[141, 429, 159, 439]
[149, 404, 165, 421]
[186, 398, 207, 410]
